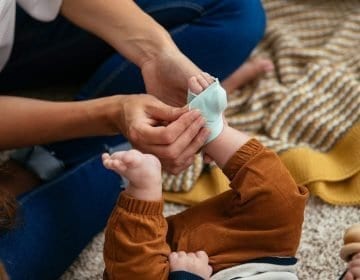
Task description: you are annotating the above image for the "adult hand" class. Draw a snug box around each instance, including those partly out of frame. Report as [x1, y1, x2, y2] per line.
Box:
[141, 49, 202, 107]
[113, 94, 210, 174]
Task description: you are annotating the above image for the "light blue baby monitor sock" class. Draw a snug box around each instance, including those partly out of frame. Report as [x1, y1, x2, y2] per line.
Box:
[188, 78, 227, 143]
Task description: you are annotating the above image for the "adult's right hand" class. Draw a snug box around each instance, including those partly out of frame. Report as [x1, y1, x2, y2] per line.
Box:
[0, 94, 207, 174]
[112, 94, 210, 174]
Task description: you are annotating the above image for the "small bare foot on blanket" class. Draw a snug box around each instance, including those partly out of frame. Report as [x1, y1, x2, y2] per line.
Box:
[169, 251, 212, 280]
[102, 150, 162, 201]
[222, 57, 274, 93]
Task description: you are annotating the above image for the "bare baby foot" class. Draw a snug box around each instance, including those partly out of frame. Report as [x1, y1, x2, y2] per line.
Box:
[222, 57, 274, 93]
[102, 150, 162, 201]
[169, 251, 212, 280]
[188, 72, 215, 94]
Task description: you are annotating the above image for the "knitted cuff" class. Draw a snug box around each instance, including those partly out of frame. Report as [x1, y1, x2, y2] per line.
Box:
[118, 192, 163, 216]
[223, 139, 264, 181]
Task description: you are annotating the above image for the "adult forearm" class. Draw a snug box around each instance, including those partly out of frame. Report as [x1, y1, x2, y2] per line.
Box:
[60, 0, 177, 67]
[0, 96, 120, 150]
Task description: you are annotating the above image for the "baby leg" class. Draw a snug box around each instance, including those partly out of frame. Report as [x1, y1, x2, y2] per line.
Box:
[102, 150, 170, 280]
[166, 74, 308, 273]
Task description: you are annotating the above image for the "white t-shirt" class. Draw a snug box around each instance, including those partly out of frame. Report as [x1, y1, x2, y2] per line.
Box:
[0, 0, 62, 72]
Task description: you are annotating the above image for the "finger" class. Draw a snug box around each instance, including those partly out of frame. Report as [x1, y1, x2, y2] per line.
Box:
[141, 116, 206, 157]
[203, 72, 216, 84]
[102, 153, 111, 162]
[138, 110, 203, 145]
[349, 259, 360, 268]
[189, 76, 203, 94]
[169, 252, 178, 260]
[113, 159, 127, 172]
[104, 159, 123, 173]
[349, 267, 360, 278]
[172, 128, 210, 162]
[167, 160, 193, 175]
[102, 158, 112, 169]
[195, 251, 209, 260]
[187, 252, 196, 259]
[162, 155, 194, 175]
[148, 99, 189, 122]
[197, 74, 209, 89]
[148, 119, 207, 161]
[177, 251, 187, 258]
[160, 127, 210, 174]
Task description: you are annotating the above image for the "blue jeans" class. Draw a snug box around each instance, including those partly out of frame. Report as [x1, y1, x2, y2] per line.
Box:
[0, 0, 266, 279]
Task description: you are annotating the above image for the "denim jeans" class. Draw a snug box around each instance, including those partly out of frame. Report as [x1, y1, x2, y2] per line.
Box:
[0, 0, 266, 279]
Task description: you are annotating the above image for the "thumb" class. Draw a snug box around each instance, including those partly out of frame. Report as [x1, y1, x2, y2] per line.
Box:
[150, 102, 189, 121]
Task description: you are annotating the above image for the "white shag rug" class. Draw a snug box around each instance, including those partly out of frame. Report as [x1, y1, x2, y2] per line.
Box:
[61, 196, 360, 280]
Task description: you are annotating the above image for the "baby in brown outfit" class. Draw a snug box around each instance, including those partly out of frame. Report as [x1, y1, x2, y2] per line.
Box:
[101, 73, 309, 280]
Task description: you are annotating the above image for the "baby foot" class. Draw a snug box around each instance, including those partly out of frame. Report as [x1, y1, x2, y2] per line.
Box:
[222, 57, 274, 93]
[188, 72, 215, 94]
[169, 251, 212, 280]
[343, 253, 360, 280]
[102, 150, 162, 201]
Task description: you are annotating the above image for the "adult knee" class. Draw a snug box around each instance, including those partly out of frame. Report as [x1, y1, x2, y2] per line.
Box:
[217, 0, 266, 43]
[209, 0, 267, 78]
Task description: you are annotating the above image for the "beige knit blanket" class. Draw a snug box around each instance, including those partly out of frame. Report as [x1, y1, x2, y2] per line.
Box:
[163, 0, 360, 193]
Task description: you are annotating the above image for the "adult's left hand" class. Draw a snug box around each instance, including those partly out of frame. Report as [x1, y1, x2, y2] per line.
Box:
[141, 49, 202, 107]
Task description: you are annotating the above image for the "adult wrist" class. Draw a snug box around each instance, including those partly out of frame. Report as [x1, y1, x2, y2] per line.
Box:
[135, 30, 179, 68]
[110, 5, 179, 68]
[83, 96, 125, 136]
